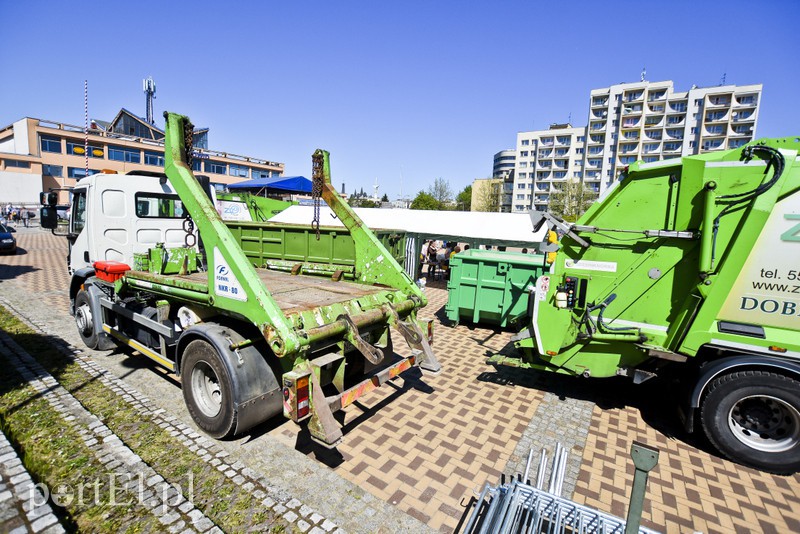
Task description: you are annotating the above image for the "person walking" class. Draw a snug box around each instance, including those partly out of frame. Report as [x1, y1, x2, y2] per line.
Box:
[427, 241, 438, 279]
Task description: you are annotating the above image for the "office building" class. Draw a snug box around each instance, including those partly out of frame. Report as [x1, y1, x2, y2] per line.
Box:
[0, 108, 284, 205]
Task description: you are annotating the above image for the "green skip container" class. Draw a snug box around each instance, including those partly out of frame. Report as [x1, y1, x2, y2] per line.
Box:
[445, 250, 546, 327]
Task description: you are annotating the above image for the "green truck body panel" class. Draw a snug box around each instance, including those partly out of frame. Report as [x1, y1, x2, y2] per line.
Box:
[225, 222, 406, 278]
[494, 137, 800, 378]
[445, 250, 546, 327]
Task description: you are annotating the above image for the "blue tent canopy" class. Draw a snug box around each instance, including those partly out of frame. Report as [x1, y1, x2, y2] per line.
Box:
[227, 176, 312, 194]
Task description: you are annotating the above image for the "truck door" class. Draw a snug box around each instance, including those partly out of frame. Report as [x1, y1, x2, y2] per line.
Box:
[68, 188, 91, 273]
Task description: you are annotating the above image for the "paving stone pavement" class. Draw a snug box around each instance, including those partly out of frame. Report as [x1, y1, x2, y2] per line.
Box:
[3, 229, 800, 533]
[0, 429, 65, 534]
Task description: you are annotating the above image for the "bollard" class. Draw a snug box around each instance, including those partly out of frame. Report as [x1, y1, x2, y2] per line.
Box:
[625, 441, 659, 534]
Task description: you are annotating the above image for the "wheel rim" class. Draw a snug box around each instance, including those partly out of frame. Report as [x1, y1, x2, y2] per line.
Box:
[728, 394, 800, 453]
[75, 304, 92, 337]
[191, 361, 222, 418]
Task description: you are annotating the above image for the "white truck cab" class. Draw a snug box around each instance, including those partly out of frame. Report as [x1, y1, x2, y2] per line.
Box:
[67, 172, 204, 274]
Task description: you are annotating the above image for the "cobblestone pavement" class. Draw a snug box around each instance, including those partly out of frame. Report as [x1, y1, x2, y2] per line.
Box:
[2, 229, 800, 533]
[0, 429, 64, 534]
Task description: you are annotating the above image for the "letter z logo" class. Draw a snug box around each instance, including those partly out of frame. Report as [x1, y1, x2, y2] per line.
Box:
[780, 214, 800, 242]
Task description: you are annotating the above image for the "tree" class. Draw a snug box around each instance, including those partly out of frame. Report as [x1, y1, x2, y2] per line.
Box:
[410, 191, 441, 210]
[474, 180, 501, 212]
[381, 193, 389, 202]
[548, 179, 598, 222]
[456, 185, 472, 211]
[428, 177, 453, 206]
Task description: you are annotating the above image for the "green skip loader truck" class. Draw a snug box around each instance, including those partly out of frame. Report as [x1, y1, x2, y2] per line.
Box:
[40, 112, 440, 448]
[490, 137, 800, 473]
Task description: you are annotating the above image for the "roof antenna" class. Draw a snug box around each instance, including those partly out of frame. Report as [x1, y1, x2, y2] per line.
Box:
[720, 72, 727, 86]
[143, 77, 157, 124]
[640, 67, 646, 82]
[568, 112, 572, 125]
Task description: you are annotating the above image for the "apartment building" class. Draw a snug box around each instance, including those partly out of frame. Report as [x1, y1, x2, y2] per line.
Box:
[0, 109, 284, 204]
[511, 80, 762, 212]
[513, 124, 586, 212]
[492, 150, 516, 212]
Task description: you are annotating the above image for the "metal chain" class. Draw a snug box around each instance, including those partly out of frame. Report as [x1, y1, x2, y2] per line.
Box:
[184, 120, 194, 171]
[311, 152, 323, 240]
[183, 118, 196, 248]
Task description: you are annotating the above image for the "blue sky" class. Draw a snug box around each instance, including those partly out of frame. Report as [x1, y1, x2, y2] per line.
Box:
[2, 1, 798, 199]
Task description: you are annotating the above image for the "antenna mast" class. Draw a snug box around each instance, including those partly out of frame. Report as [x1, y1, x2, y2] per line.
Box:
[143, 76, 157, 124]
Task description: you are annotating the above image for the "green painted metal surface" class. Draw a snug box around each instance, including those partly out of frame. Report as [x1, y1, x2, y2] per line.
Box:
[225, 222, 406, 277]
[492, 137, 800, 377]
[445, 250, 546, 327]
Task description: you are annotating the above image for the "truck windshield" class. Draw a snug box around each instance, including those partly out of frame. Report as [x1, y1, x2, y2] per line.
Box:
[135, 193, 186, 218]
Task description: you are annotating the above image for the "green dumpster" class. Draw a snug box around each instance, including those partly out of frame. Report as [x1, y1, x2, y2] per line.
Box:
[445, 250, 546, 327]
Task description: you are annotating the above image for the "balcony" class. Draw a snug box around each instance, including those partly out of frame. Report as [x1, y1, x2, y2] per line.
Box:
[705, 112, 729, 123]
[735, 94, 758, 108]
[705, 125, 725, 136]
[644, 130, 662, 141]
[586, 171, 601, 179]
[620, 143, 639, 154]
[538, 149, 552, 158]
[702, 139, 726, 151]
[537, 171, 551, 179]
[592, 97, 609, 107]
[589, 134, 605, 144]
[591, 109, 608, 119]
[642, 156, 660, 163]
[623, 104, 643, 115]
[732, 110, 755, 122]
[642, 143, 661, 154]
[621, 118, 641, 129]
[622, 131, 640, 140]
[644, 116, 664, 128]
[663, 142, 682, 153]
[587, 147, 604, 155]
[669, 101, 688, 113]
[624, 91, 644, 102]
[589, 122, 606, 131]
[707, 95, 732, 108]
[665, 115, 685, 126]
[554, 160, 569, 170]
[647, 91, 667, 102]
[540, 137, 554, 146]
[538, 161, 552, 169]
[729, 138, 750, 148]
[555, 149, 569, 157]
[587, 159, 602, 168]
[647, 104, 665, 114]
[731, 125, 753, 136]
[556, 136, 571, 146]
[665, 129, 684, 140]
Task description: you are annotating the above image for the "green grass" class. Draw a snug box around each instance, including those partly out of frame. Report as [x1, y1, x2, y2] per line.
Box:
[0, 304, 285, 533]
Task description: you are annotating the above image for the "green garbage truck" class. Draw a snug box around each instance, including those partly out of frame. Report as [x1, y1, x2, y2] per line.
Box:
[490, 137, 800, 473]
[40, 111, 439, 448]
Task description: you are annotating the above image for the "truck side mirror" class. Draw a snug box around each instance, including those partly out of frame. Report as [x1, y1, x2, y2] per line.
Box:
[40, 191, 58, 207]
[40, 207, 58, 229]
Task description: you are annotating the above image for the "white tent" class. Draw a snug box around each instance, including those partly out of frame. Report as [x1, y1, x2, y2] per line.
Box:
[270, 206, 547, 277]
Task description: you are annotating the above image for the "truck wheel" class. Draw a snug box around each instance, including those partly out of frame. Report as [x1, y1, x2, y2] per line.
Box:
[701, 370, 800, 474]
[75, 290, 99, 349]
[181, 339, 236, 439]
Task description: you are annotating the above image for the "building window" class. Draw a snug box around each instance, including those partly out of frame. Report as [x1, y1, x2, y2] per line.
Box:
[68, 167, 99, 178]
[4, 159, 30, 169]
[252, 169, 273, 179]
[108, 145, 141, 163]
[521, 140, 530, 146]
[229, 164, 248, 178]
[516, 194, 524, 200]
[192, 159, 202, 171]
[43, 164, 63, 177]
[520, 151, 528, 157]
[40, 135, 62, 153]
[205, 160, 227, 174]
[144, 151, 165, 166]
[576, 148, 584, 154]
[66, 141, 104, 158]
[577, 136, 585, 142]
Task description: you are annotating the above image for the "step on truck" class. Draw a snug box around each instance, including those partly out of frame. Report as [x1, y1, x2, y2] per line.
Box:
[490, 137, 800, 473]
[40, 111, 440, 447]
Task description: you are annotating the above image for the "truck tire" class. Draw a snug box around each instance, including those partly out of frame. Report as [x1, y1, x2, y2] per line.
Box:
[181, 339, 236, 439]
[75, 290, 99, 349]
[701, 370, 800, 474]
